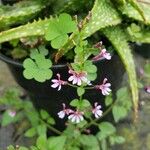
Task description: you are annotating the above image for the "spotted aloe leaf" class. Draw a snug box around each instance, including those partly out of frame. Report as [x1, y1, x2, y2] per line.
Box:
[55, 0, 122, 61]
[102, 26, 138, 117]
[0, 0, 49, 29]
[0, 18, 50, 44]
[119, 1, 150, 24]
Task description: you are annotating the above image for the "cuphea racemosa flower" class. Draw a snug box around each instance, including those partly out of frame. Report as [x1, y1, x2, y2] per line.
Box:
[92, 102, 103, 118]
[95, 78, 111, 95]
[51, 73, 67, 91]
[57, 103, 73, 119]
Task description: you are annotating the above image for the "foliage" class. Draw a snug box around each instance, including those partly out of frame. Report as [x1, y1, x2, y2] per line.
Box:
[0, 0, 49, 29]
[102, 26, 138, 117]
[23, 46, 52, 82]
[45, 13, 77, 49]
[0, 0, 150, 149]
[0, 86, 131, 149]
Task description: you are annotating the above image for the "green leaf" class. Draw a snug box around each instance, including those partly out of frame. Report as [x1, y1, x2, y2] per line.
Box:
[116, 87, 129, 102]
[47, 117, 56, 125]
[102, 26, 138, 116]
[97, 122, 116, 140]
[36, 135, 47, 150]
[40, 109, 49, 120]
[7, 145, 15, 150]
[87, 73, 97, 81]
[144, 63, 150, 75]
[84, 61, 97, 74]
[81, 99, 91, 107]
[37, 124, 47, 136]
[45, 13, 77, 49]
[1, 110, 16, 126]
[112, 105, 128, 122]
[18, 147, 29, 150]
[105, 95, 113, 106]
[51, 34, 68, 49]
[23, 47, 52, 82]
[70, 99, 79, 107]
[77, 87, 85, 96]
[127, 24, 150, 43]
[48, 136, 66, 150]
[79, 135, 99, 150]
[25, 127, 36, 138]
[70, 99, 90, 108]
[109, 135, 125, 145]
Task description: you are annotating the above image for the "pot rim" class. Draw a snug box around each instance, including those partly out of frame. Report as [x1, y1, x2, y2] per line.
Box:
[0, 52, 106, 69]
[0, 52, 68, 68]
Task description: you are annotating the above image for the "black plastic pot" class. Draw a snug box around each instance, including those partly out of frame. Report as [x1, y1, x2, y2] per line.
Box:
[0, 53, 124, 129]
[134, 43, 150, 58]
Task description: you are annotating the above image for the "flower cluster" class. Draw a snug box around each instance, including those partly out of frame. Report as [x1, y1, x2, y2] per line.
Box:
[57, 102, 103, 124]
[51, 69, 90, 90]
[51, 41, 112, 124]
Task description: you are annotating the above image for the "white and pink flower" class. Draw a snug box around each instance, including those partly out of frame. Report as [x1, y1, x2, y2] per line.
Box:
[95, 78, 111, 95]
[145, 86, 150, 94]
[8, 110, 16, 117]
[68, 69, 88, 86]
[57, 103, 73, 119]
[92, 102, 103, 118]
[51, 74, 67, 91]
[68, 110, 84, 123]
[92, 49, 111, 61]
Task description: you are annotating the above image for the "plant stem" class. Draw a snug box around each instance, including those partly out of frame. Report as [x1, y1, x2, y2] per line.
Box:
[40, 119, 62, 135]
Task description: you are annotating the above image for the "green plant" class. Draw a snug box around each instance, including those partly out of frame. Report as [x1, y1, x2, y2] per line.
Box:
[0, 1, 150, 149]
[0, 0, 150, 115]
[0, 85, 131, 149]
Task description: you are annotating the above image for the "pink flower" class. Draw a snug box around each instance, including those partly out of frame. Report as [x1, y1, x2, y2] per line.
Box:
[92, 49, 111, 61]
[57, 103, 73, 119]
[68, 110, 84, 123]
[92, 102, 103, 118]
[51, 74, 67, 91]
[68, 69, 88, 86]
[145, 86, 150, 94]
[8, 110, 16, 117]
[94, 41, 103, 49]
[95, 78, 111, 95]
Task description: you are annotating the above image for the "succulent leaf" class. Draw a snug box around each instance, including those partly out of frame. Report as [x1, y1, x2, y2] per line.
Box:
[120, 1, 150, 24]
[0, 0, 48, 28]
[0, 18, 50, 44]
[102, 26, 138, 117]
